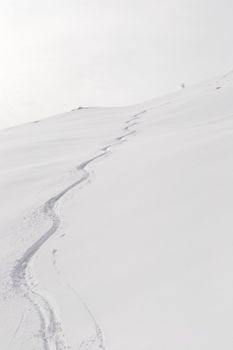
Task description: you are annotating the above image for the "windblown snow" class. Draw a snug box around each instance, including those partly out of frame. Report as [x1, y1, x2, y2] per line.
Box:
[1, 72, 233, 349]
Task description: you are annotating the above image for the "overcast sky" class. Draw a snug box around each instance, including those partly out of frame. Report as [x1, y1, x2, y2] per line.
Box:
[0, 0, 233, 128]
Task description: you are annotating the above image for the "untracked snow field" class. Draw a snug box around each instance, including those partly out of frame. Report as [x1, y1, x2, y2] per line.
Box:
[1, 72, 233, 349]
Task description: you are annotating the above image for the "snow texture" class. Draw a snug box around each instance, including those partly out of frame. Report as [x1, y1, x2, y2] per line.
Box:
[1, 72, 233, 349]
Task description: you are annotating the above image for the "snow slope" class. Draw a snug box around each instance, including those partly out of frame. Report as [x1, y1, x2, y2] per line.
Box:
[1, 72, 233, 349]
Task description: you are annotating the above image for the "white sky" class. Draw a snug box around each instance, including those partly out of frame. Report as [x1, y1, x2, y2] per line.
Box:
[0, 0, 233, 128]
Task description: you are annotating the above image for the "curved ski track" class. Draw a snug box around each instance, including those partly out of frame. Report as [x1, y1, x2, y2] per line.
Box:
[11, 109, 147, 350]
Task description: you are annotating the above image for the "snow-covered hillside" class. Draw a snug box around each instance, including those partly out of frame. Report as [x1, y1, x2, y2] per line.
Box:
[1, 72, 233, 350]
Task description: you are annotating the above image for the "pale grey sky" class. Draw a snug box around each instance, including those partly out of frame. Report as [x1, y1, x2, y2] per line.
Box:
[0, 0, 233, 128]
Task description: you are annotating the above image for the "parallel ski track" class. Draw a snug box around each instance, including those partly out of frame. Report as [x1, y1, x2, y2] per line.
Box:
[11, 109, 147, 350]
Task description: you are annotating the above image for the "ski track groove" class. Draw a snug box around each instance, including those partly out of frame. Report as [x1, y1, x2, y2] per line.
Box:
[11, 109, 147, 350]
[7, 314, 25, 350]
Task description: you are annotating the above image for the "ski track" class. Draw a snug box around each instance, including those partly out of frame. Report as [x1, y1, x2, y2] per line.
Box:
[7, 314, 25, 350]
[10, 109, 147, 350]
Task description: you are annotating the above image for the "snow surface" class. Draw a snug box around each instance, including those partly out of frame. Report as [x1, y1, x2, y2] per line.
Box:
[1, 72, 233, 349]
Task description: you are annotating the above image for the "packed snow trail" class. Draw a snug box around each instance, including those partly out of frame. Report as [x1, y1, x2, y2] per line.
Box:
[11, 110, 146, 350]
